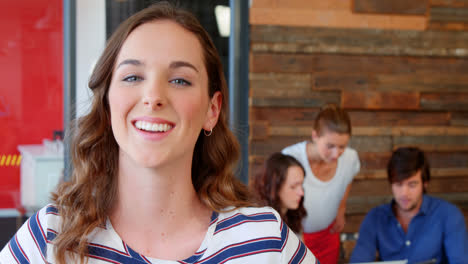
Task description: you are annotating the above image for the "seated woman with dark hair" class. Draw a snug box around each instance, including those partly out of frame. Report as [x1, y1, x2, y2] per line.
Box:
[251, 152, 307, 236]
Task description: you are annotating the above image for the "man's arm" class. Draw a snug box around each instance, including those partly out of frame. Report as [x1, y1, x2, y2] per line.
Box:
[349, 210, 379, 263]
[443, 205, 468, 264]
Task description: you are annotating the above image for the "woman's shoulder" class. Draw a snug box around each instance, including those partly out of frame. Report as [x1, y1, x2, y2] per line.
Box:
[27, 204, 63, 243]
[282, 141, 307, 156]
[342, 147, 358, 159]
[340, 147, 360, 166]
[0, 204, 62, 262]
[338, 147, 360, 179]
[215, 206, 282, 227]
[212, 206, 284, 240]
[25, 204, 62, 240]
[205, 206, 315, 263]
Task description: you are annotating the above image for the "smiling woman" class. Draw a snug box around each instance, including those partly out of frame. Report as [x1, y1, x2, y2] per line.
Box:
[108, 20, 214, 169]
[0, 2, 316, 264]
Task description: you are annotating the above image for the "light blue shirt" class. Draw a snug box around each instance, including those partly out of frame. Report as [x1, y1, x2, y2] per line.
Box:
[350, 195, 468, 264]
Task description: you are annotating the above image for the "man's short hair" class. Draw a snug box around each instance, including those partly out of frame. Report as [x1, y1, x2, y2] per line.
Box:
[387, 147, 430, 184]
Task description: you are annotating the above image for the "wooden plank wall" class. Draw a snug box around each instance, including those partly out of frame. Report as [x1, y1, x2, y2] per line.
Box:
[428, 0, 468, 30]
[249, 1, 468, 260]
[250, 0, 426, 30]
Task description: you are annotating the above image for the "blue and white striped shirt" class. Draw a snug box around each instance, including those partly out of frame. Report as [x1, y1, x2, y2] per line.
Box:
[0, 205, 317, 263]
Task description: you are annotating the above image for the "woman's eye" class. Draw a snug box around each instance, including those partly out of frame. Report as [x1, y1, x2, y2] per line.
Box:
[170, 78, 191, 86]
[123, 75, 142, 82]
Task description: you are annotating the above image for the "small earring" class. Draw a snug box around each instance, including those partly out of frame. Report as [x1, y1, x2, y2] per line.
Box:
[204, 128, 213, 136]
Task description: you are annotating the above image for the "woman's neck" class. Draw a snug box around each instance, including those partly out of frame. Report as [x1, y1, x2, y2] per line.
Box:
[112, 152, 206, 225]
[280, 207, 287, 217]
[109, 152, 212, 260]
[306, 142, 324, 163]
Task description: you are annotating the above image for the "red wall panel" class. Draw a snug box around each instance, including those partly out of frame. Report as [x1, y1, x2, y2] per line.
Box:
[0, 0, 63, 209]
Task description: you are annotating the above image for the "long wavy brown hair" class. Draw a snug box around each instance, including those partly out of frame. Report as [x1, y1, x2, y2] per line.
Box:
[251, 152, 307, 234]
[51, 2, 252, 263]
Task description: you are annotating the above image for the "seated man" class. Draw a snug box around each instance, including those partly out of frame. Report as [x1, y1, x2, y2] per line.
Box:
[350, 147, 468, 264]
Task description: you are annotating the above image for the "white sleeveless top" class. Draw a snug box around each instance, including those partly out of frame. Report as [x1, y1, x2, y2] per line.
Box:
[283, 141, 360, 233]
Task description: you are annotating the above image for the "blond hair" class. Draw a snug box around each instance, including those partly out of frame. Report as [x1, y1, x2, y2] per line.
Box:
[313, 104, 351, 136]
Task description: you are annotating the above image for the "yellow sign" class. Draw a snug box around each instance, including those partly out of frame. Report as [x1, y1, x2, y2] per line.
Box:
[0, 154, 21, 167]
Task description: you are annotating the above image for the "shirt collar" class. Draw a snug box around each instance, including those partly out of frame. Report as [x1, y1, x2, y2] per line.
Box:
[418, 194, 430, 215]
[385, 200, 396, 219]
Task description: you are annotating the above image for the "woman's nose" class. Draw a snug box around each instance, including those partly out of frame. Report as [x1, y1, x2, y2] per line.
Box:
[142, 81, 166, 110]
[331, 149, 339, 159]
[143, 98, 164, 110]
[298, 187, 304, 197]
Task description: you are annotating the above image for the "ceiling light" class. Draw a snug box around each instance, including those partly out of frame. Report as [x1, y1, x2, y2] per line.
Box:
[215, 5, 230, 37]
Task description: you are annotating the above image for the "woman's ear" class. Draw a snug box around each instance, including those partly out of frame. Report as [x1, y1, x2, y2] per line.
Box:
[203, 91, 222, 131]
[311, 129, 319, 141]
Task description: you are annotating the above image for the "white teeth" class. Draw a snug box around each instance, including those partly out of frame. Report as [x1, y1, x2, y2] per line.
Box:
[135, 120, 172, 132]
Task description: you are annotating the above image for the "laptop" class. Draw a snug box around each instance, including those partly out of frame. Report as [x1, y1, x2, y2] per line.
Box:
[351, 261, 407, 264]
[351, 259, 437, 264]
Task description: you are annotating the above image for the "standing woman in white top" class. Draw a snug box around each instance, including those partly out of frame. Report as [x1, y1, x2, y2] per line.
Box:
[282, 104, 360, 264]
[0, 2, 317, 263]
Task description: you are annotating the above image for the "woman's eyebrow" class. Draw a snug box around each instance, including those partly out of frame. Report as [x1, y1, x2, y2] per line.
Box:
[169, 60, 199, 73]
[115, 59, 198, 73]
[116, 59, 144, 69]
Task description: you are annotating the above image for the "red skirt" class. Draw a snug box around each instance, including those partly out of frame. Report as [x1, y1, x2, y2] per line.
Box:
[303, 222, 340, 264]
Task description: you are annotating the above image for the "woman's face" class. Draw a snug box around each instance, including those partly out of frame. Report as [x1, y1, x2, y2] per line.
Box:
[278, 165, 305, 211]
[312, 130, 350, 163]
[108, 20, 221, 169]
